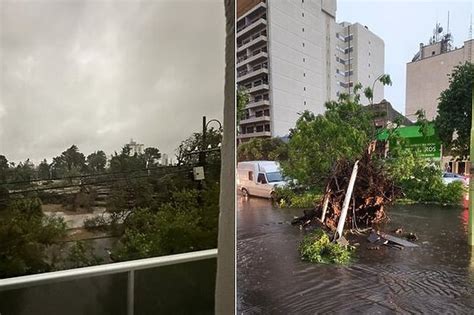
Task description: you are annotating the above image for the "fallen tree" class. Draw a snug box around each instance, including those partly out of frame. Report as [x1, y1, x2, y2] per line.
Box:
[293, 147, 402, 232]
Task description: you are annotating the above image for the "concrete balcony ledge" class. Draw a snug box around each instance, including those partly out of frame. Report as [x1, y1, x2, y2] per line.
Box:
[237, 2, 267, 24]
[237, 51, 268, 69]
[237, 68, 268, 83]
[248, 83, 269, 94]
[237, 18, 267, 38]
[240, 115, 271, 125]
[238, 131, 272, 139]
[237, 35, 267, 53]
[246, 99, 270, 109]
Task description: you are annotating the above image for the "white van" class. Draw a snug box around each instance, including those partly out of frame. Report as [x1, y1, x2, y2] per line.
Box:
[237, 161, 287, 198]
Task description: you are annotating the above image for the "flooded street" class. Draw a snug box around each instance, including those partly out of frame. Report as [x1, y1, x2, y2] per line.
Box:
[237, 197, 474, 314]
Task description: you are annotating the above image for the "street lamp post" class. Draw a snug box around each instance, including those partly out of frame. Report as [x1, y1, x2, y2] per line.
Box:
[201, 116, 223, 168]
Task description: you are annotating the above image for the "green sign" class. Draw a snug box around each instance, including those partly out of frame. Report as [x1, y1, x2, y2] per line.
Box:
[403, 139, 441, 159]
[376, 123, 442, 159]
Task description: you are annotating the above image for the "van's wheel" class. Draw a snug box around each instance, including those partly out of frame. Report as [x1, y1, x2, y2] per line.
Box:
[242, 188, 249, 198]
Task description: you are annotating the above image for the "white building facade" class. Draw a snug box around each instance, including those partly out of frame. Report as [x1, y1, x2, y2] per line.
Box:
[237, 0, 385, 141]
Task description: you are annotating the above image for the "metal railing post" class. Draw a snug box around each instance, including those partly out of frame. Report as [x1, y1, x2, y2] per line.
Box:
[127, 270, 135, 315]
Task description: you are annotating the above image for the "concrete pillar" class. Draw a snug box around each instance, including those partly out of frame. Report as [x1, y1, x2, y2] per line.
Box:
[215, 0, 235, 312]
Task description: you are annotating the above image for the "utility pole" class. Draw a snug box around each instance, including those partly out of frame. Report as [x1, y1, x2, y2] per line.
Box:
[201, 116, 207, 167]
[469, 82, 474, 246]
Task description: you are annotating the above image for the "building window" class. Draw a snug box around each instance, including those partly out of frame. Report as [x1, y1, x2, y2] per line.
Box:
[302, 27, 305, 32]
[256, 125, 264, 132]
[369, 52, 371, 56]
[302, 42, 305, 47]
[303, 57, 305, 62]
[304, 87, 306, 91]
[303, 72, 306, 77]
[265, 124, 270, 132]
[264, 109, 270, 116]
[302, 12, 304, 17]
[246, 126, 254, 133]
[432, 51, 435, 55]
[304, 100, 306, 105]
[368, 63, 370, 67]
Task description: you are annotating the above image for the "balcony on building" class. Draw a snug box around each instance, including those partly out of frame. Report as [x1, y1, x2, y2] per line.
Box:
[238, 130, 272, 140]
[237, 31, 267, 53]
[237, 46, 268, 69]
[240, 114, 271, 125]
[237, 7, 267, 39]
[0, 249, 218, 314]
[237, 63, 268, 83]
[237, 1, 267, 35]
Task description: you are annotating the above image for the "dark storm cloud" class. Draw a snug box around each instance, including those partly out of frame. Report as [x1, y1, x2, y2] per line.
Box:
[0, 0, 224, 164]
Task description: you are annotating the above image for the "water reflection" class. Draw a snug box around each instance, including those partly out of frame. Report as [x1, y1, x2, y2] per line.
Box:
[237, 197, 474, 313]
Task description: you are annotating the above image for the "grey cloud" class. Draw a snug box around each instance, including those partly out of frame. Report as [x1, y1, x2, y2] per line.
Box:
[0, 0, 225, 164]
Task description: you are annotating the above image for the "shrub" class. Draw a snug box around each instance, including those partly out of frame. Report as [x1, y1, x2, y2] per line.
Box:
[84, 215, 108, 231]
[273, 186, 322, 208]
[299, 229, 353, 264]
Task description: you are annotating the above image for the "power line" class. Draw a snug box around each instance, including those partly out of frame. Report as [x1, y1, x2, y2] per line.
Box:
[0, 165, 190, 186]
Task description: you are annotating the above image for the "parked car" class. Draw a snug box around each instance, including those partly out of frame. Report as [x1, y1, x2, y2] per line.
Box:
[237, 161, 288, 199]
[442, 172, 469, 186]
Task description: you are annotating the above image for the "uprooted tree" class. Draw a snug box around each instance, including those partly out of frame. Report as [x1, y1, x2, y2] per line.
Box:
[302, 147, 402, 232]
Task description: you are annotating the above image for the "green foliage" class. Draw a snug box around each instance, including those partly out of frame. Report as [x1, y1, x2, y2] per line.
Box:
[84, 215, 108, 231]
[65, 241, 103, 268]
[386, 148, 465, 205]
[37, 159, 51, 180]
[299, 229, 353, 264]
[51, 145, 87, 179]
[282, 98, 374, 188]
[175, 128, 222, 170]
[143, 147, 161, 168]
[86, 151, 107, 173]
[0, 198, 67, 278]
[237, 137, 288, 161]
[111, 184, 219, 261]
[0, 155, 9, 182]
[273, 186, 322, 208]
[435, 62, 474, 158]
[237, 88, 249, 129]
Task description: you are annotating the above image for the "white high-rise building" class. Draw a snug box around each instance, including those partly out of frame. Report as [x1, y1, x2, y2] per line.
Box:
[237, 0, 385, 141]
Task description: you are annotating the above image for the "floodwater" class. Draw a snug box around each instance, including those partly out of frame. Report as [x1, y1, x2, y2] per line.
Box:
[237, 197, 474, 314]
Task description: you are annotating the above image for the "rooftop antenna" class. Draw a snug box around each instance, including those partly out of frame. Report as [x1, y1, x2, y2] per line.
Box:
[447, 11, 450, 34]
[470, 13, 473, 40]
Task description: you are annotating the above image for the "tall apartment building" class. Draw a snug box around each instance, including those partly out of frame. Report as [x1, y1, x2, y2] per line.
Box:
[406, 25, 474, 120]
[237, 0, 385, 141]
[335, 22, 385, 104]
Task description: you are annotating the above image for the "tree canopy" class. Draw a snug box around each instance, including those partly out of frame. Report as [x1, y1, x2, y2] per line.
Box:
[282, 94, 374, 188]
[435, 62, 474, 158]
[237, 137, 288, 162]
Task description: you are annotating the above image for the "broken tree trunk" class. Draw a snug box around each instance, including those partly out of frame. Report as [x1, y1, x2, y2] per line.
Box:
[301, 147, 402, 232]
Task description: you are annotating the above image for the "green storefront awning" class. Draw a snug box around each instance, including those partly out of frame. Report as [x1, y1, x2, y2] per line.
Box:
[376, 124, 436, 141]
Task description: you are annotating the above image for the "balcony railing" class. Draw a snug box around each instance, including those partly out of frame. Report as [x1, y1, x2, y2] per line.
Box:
[237, 18, 267, 38]
[240, 115, 271, 125]
[0, 249, 218, 315]
[237, 33, 267, 52]
[238, 131, 272, 139]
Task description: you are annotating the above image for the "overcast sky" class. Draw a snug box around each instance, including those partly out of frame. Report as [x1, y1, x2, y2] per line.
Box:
[0, 0, 224, 164]
[337, 0, 473, 114]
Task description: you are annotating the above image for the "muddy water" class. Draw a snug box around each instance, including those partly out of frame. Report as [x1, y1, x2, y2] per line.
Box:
[237, 197, 474, 314]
